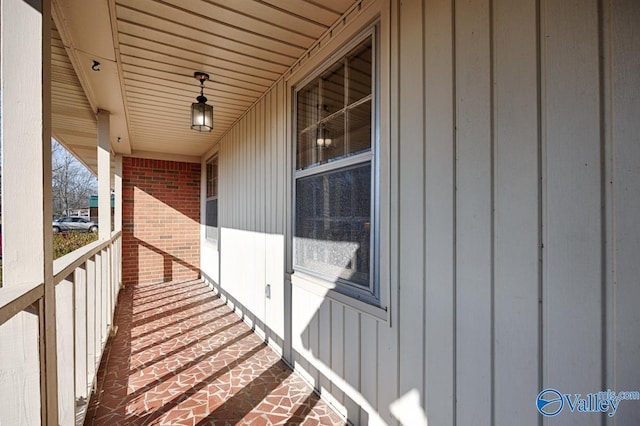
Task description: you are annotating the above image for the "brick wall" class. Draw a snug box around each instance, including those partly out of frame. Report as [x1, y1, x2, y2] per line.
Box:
[122, 158, 201, 286]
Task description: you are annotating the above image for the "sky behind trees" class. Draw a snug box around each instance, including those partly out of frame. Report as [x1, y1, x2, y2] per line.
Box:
[51, 139, 97, 217]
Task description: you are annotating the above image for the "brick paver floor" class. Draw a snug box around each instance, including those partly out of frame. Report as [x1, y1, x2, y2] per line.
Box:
[84, 279, 345, 425]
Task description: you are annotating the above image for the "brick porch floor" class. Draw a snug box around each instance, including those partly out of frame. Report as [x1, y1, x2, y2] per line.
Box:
[84, 279, 345, 425]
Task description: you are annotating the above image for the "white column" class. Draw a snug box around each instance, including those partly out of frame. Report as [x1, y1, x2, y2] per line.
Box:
[114, 154, 123, 232]
[0, 0, 56, 424]
[97, 110, 111, 240]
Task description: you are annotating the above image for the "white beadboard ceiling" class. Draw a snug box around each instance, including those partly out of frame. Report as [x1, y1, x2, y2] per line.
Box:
[51, 0, 359, 172]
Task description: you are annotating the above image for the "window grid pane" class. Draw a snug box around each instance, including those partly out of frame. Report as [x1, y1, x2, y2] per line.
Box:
[321, 62, 345, 117]
[295, 37, 373, 172]
[206, 155, 218, 198]
[348, 42, 372, 104]
[206, 154, 218, 242]
[295, 163, 371, 287]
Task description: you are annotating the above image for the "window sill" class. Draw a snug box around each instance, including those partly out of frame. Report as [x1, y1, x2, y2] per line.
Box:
[291, 271, 389, 323]
[202, 238, 219, 250]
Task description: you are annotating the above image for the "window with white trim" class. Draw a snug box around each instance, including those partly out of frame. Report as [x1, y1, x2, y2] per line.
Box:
[294, 30, 378, 304]
[205, 154, 218, 243]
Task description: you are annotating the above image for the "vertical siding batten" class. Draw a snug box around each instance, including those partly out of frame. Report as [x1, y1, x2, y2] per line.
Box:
[610, 1, 640, 423]
[537, 0, 545, 411]
[360, 315, 378, 421]
[376, 0, 401, 423]
[330, 303, 346, 410]
[265, 93, 272, 236]
[455, 0, 493, 423]
[274, 81, 286, 348]
[343, 308, 361, 423]
[423, 0, 456, 424]
[258, 99, 264, 236]
[229, 126, 234, 231]
[542, 4, 603, 426]
[492, 0, 540, 423]
[397, 0, 426, 404]
[264, 93, 273, 345]
[250, 106, 258, 326]
[318, 302, 332, 396]
[282, 77, 294, 364]
[598, 0, 610, 414]
[308, 297, 320, 388]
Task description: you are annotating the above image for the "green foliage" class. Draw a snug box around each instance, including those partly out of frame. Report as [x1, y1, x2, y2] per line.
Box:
[53, 232, 98, 259]
[0, 232, 96, 286]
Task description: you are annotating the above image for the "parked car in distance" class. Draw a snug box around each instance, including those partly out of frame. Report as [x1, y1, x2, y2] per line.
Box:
[53, 217, 98, 233]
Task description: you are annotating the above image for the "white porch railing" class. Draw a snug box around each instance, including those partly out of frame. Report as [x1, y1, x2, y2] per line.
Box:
[0, 231, 122, 426]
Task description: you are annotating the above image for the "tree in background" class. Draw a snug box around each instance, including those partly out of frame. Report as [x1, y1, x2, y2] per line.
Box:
[52, 139, 97, 217]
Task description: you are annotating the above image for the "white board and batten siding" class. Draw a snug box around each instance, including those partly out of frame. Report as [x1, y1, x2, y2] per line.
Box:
[200, 0, 640, 424]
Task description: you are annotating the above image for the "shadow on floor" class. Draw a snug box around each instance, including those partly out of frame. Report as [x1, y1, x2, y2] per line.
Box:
[84, 279, 345, 425]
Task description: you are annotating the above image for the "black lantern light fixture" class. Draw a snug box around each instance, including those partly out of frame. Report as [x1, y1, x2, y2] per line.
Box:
[316, 123, 332, 149]
[191, 72, 214, 132]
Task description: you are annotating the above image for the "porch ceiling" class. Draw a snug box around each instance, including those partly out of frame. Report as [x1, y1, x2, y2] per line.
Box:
[51, 0, 358, 172]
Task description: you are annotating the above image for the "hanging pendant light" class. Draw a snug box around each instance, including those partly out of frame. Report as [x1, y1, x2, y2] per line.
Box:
[191, 72, 214, 132]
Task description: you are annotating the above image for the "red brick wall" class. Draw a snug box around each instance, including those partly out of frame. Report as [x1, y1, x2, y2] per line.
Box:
[122, 158, 201, 286]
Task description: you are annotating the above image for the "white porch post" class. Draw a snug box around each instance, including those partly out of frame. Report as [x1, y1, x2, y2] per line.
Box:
[97, 110, 111, 240]
[0, 0, 56, 424]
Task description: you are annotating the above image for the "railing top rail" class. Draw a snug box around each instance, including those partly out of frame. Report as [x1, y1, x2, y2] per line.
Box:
[0, 231, 122, 327]
[0, 281, 44, 327]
